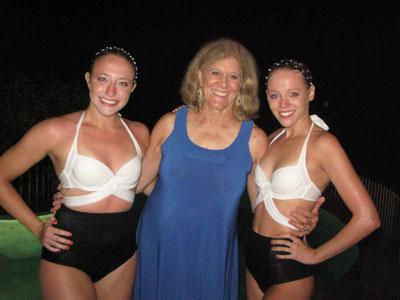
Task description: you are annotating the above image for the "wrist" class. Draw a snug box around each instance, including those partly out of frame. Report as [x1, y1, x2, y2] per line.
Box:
[32, 219, 45, 239]
[312, 248, 324, 264]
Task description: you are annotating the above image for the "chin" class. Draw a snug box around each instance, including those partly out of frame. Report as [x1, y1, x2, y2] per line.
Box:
[275, 117, 294, 128]
[97, 106, 122, 116]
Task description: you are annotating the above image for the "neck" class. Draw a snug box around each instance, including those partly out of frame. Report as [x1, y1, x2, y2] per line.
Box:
[198, 106, 237, 127]
[84, 106, 120, 129]
[284, 115, 312, 138]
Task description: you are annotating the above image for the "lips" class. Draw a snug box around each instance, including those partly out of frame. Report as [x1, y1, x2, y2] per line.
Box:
[99, 97, 118, 106]
[278, 111, 295, 118]
[212, 89, 229, 97]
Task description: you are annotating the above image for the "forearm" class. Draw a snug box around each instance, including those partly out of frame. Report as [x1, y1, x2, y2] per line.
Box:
[136, 151, 161, 193]
[313, 214, 380, 263]
[0, 181, 43, 238]
[136, 161, 159, 193]
[142, 177, 157, 196]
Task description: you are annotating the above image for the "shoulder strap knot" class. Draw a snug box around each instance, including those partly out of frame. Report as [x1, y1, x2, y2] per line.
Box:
[310, 114, 329, 131]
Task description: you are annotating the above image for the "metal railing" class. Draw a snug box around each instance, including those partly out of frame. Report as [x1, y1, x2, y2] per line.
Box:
[0, 158, 58, 215]
[324, 177, 400, 244]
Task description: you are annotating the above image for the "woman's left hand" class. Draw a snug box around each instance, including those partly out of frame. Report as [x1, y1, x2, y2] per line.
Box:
[289, 196, 325, 237]
[270, 233, 318, 265]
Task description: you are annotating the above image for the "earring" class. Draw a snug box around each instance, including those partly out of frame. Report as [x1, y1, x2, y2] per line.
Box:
[236, 96, 241, 106]
[197, 88, 203, 100]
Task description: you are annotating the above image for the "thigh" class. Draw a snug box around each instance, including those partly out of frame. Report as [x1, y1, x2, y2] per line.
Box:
[246, 270, 263, 300]
[95, 253, 137, 300]
[39, 259, 96, 300]
[264, 276, 314, 300]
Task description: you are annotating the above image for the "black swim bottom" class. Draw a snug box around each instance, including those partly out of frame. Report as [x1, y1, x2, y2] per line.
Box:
[41, 205, 137, 282]
[245, 230, 313, 292]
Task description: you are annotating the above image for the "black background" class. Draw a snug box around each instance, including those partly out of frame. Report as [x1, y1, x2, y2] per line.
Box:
[1, 2, 398, 192]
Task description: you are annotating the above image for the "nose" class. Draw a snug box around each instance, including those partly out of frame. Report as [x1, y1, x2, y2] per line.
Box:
[105, 82, 116, 96]
[279, 96, 290, 108]
[220, 74, 228, 87]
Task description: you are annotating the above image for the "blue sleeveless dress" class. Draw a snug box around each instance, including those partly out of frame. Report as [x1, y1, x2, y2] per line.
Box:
[134, 107, 253, 300]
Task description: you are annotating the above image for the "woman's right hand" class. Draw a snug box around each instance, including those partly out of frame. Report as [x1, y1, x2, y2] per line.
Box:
[41, 190, 72, 252]
[39, 217, 73, 252]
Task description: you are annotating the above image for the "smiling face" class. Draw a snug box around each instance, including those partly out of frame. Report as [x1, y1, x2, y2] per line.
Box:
[85, 54, 136, 116]
[198, 57, 242, 113]
[266, 68, 315, 128]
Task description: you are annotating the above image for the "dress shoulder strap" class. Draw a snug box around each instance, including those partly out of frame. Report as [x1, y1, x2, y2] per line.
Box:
[171, 105, 188, 139]
[235, 119, 254, 144]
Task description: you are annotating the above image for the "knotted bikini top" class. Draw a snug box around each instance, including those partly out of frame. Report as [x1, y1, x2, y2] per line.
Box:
[253, 115, 329, 229]
[58, 112, 142, 207]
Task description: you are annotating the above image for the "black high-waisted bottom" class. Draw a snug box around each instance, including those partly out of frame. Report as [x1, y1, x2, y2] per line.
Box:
[41, 205, 137, 282]
[245, 230, 313, 292]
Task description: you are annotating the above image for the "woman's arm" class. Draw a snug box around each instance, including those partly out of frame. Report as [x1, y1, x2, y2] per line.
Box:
[136, 112, 176, 194]
[272, 133, 380, 264]
[0, 119, 61, 238]
[247, 126, 268, 205]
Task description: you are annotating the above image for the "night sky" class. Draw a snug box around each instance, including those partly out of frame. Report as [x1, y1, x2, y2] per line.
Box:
[1, 2, 399, 192]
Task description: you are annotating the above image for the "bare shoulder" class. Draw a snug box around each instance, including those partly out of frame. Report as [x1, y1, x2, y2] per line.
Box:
[153, 111, 176, 136]
[124, 119, 151, 150]
[158, 111, 177, 125]
[310, 130, 348, 167]
[124, 119, 150, 138]
[1, 111, 82, 165]
[26, 111, 82, 144]
[312, 130, 342, 153]
[249, 125, 268, 162]
[250, 125, 268, 145]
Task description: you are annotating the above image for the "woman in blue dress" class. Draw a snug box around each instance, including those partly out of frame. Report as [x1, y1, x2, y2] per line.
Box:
[134, 39, 322, 300]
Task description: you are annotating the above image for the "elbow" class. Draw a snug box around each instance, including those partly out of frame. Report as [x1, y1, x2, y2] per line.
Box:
[366, 212, 381, 234]
[371, 215, 381, 232]
[356, 210, 381, 235]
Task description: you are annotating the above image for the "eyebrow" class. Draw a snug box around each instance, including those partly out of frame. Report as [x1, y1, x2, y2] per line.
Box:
[97, 72, 133, 81]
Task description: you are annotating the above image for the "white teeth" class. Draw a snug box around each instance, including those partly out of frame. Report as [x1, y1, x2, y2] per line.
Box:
[100, 98, 117, 105]
[213, 90, 228, 97]
[279, 111, 294, 117]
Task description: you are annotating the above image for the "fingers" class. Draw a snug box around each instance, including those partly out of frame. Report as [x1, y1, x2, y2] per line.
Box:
[50, 204, 61, 214]
[40, 220, 73, 253]
[290, 227, 310, 238]
[270, 235, 303, 259]
[52, 191, 64, 203]
[289, 208, 312, 230]
[51, 192, 65, 213]
[311, 196, 325, 214]
[270, 236, 296, 259]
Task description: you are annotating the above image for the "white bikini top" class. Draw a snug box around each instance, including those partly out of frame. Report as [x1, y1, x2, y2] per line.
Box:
[253, 115, 329, 229]
[59, 112, 142, 207]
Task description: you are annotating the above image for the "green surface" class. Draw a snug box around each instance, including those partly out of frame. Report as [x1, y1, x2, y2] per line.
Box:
[0, 215, 50, 300]
[0, 205, 360, 299]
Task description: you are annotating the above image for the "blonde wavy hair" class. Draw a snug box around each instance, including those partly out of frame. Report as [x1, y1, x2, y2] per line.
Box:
[180, 38, 259, 121]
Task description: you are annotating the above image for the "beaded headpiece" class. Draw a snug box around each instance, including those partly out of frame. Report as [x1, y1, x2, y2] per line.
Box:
[265, 59, 313, 86]
[92, 46, 138, 82]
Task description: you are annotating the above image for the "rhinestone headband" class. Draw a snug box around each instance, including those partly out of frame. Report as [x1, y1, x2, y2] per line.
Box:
[93, 46, 138, 82]
[265, 59, 313, 86]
